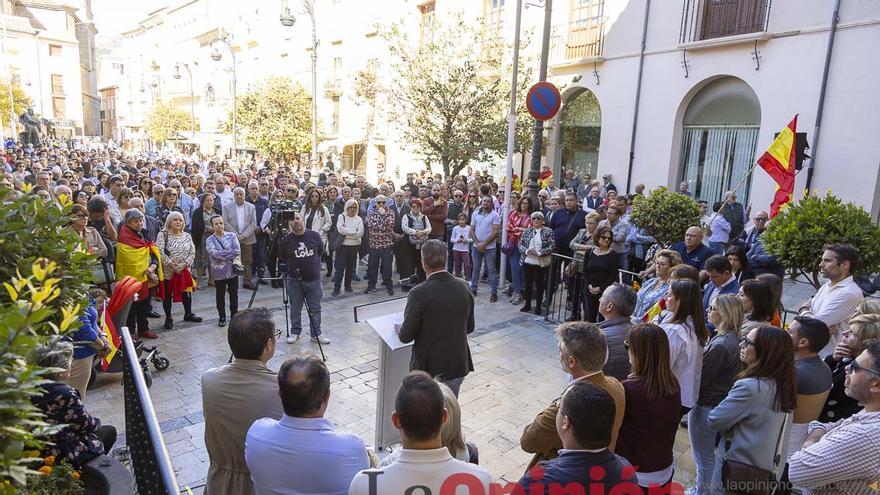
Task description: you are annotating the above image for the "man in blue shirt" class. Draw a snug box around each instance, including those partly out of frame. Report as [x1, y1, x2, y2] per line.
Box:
[671, 227, 715, 271]
[245, 356, 369, 495]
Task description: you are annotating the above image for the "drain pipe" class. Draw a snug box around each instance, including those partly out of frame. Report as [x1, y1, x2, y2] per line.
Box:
[625, 0, 651, 194]
[805, 0, 841, 192]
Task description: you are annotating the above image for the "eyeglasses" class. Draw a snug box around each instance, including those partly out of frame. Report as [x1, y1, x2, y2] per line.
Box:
[376, 201, 386, 204]
[846, 359, 880, 378]
[599, 235, 612, 240]
[274, 329, 283, 340]
[623, 340, 629, 351]
[708, 305, 717, 312]
[741, 337, 755, 347]
[754, 217, 768, 222]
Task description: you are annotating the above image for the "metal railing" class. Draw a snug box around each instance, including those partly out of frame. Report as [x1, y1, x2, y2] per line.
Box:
[121, 326, 180, 495]
[680, 0, 771, 44]
[549, 17, 606, 64]
[543, 254, 640, 324]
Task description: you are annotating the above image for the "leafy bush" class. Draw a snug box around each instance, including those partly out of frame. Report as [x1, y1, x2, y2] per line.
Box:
[0, 188, 96, 488]
[629, 187, 701, 246]
[762, 192, 880, 289]
[0, 188, 94, 331]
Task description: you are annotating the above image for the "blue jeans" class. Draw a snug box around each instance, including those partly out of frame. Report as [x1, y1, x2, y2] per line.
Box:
[689, 404, 717, 494]
[470, 247, 498, 294]
[367, 246, 394, 289]
[285, 278, 322, 337]
[507, 247, 522, 295]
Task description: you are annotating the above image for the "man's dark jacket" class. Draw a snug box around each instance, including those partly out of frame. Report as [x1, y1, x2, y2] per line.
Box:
[398, 271, 475, 381]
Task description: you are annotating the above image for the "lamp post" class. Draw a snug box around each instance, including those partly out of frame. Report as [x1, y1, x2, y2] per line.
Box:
[280, 0, 319, 167]
[173, 62, 196, 138]
[2, 20, 17, 139]
[211, 33, 237, 160]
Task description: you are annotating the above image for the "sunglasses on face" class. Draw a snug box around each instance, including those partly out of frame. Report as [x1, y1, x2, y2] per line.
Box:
[599, 235, 612, 240]
[846, 359, 880, 378]
[741, 337, 755, 348]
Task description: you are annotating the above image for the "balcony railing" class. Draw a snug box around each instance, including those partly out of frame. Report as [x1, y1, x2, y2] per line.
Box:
[549, 17, 606, 65]
[680, 0, 771, 44]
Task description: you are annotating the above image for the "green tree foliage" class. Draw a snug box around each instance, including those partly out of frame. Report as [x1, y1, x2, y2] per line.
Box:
[0, 81, 33, 133]
[145, 100, 191, 143]
[230, 76, 313, 162]
[0, 188, 95, 488]
[385, 15, 533, 177]
[762, 192, 880, 289]
[630, 187, 702, 246]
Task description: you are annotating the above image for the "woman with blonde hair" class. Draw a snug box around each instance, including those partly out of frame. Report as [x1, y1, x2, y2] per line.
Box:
[156, 211, 201, 330]
[818, 312, 880, 422]
[689, 294, 743, 492]
[332, 198, 364, 296]
[632, 249, 681, 321]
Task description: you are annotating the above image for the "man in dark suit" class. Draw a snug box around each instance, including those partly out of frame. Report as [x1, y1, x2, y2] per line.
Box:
[397, 239, 475, 397]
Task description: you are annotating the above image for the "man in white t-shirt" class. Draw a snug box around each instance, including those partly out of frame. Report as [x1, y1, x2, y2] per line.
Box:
[798, 244, 864, 358]
[348, 372, 491, 494]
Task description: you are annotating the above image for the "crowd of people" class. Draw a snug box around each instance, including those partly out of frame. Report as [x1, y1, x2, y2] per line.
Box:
[4, 138, 880, 494]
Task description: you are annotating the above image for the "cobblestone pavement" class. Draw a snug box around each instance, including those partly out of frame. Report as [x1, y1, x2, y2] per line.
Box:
[84, 271, 819, 493]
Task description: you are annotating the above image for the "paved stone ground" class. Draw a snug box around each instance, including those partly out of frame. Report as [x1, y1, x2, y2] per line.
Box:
[84, 271, 820, 493]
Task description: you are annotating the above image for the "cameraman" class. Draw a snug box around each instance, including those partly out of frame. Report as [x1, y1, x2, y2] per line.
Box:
[261, 191, 288, 288]
[279, 211, 331, 345]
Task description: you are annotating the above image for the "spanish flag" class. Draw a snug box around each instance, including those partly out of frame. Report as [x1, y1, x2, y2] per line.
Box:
[643, 297, 666, 323]
[115, 225, 163, 299]
[757, 115, 798, 218]
[100, 276, 142, 370]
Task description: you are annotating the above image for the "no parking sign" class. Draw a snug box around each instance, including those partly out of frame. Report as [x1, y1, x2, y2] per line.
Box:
[526, 82, 562, 121]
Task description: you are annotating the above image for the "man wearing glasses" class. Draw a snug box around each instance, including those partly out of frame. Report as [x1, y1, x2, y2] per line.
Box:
[740, 211, 769, 251]
[788, 340, 880, 494]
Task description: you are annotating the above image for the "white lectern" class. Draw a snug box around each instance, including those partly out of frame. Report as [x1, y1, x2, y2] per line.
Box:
[353, 297, 412, 451]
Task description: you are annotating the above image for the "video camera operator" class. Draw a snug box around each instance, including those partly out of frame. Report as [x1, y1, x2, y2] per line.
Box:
[279, 211, 331, 346]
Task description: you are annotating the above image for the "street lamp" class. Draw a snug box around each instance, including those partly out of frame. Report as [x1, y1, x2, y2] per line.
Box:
[280, 0, 318, 167]
[211, 32, 237, 160]
[173, 62, 196, 139]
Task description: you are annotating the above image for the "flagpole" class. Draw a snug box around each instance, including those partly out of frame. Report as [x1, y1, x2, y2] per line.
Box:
[499, 0, 523, 294]
[705, 160, 761, 230]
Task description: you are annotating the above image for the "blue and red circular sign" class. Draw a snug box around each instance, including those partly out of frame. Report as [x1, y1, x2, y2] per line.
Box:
[526, 82, 562, 121]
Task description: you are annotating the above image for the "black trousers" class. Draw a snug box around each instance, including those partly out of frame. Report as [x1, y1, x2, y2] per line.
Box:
[394, 239, 411, 277]
[214, 277, 239, 319]
[162, 280, 193, 318]
[126, 298, 150, 336]
[522, 263, 548, 310]
[333, 245, 359, 291]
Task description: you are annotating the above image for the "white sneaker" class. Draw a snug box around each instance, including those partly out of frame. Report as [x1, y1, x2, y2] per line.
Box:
[286, 335, 299, 344]
[312, 335, 331, 345]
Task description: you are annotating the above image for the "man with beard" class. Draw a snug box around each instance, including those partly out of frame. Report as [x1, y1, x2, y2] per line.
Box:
[423, 184, 448, 241]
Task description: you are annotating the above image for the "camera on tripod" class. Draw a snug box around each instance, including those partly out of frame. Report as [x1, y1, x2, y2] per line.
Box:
[270, 199, 303, 222]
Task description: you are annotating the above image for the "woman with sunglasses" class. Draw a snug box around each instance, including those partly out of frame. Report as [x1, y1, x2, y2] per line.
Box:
[156, 188, 184, 226]
[690, 294, 743, 493]
[117, 187, 134, 220]
[818, 312, 880, 423]
[582, 225, 619, 323]
[660, 279, 709, 415]
[615, 323, 682, 491]
[707, 326, 796, 494]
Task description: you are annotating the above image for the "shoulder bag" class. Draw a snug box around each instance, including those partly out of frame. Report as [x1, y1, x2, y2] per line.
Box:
[330, 216, 345, 251]
[217, 234, 246, 276]
[721, 412, 790, 495]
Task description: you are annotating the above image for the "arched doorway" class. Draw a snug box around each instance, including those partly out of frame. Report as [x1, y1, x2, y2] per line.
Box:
[679, 77, 761, 205]
[559, 88, 601, 180]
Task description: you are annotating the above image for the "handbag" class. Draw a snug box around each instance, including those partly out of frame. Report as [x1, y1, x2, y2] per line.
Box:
[330, 217, 345, 251]
[92, 259, 114, 285]
[721, 412, 790, 495]
[501, 239, 517, 257]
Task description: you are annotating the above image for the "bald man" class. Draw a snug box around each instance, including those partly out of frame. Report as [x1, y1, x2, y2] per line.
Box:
[671, 227, 716, 271]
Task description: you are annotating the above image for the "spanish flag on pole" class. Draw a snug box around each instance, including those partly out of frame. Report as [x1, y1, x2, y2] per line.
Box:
[757, 115, 798, 218]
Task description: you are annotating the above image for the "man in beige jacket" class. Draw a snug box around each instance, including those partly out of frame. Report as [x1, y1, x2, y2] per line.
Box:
[520, 321, 625, 471]
[201, 308, 283, 495]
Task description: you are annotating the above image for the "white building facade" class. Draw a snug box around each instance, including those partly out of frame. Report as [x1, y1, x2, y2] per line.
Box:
[542, 0, 880, 218]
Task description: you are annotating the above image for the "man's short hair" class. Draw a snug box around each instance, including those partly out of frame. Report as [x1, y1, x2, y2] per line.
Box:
[603, 283, 637, 318]
[123, 208, 144, 223]
[228, 308, 275, 360]
[561, 382, 616, 449]
[277, 356, 330, 417]
[394, 371, 445, 442]
[421, 239, 447, 270]
[864, 339, 880, 374]
[793, 316, 831, 354]
[108, 174, 123, 185]
[705, 254, 732, 274]
[86, 194, 108, 213]
[555, 322, 607, 372]
[823, 243, 860, 274]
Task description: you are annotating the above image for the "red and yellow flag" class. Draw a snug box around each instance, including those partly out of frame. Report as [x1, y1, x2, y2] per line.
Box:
[757, 115, 798, 217]
[100, 276, 143, 370]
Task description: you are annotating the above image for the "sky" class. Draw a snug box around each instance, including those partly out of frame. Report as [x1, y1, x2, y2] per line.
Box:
[91, 0, 166, 36]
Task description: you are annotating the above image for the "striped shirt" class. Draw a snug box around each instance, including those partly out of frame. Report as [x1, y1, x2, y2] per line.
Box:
[788, 410, 880, 494]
